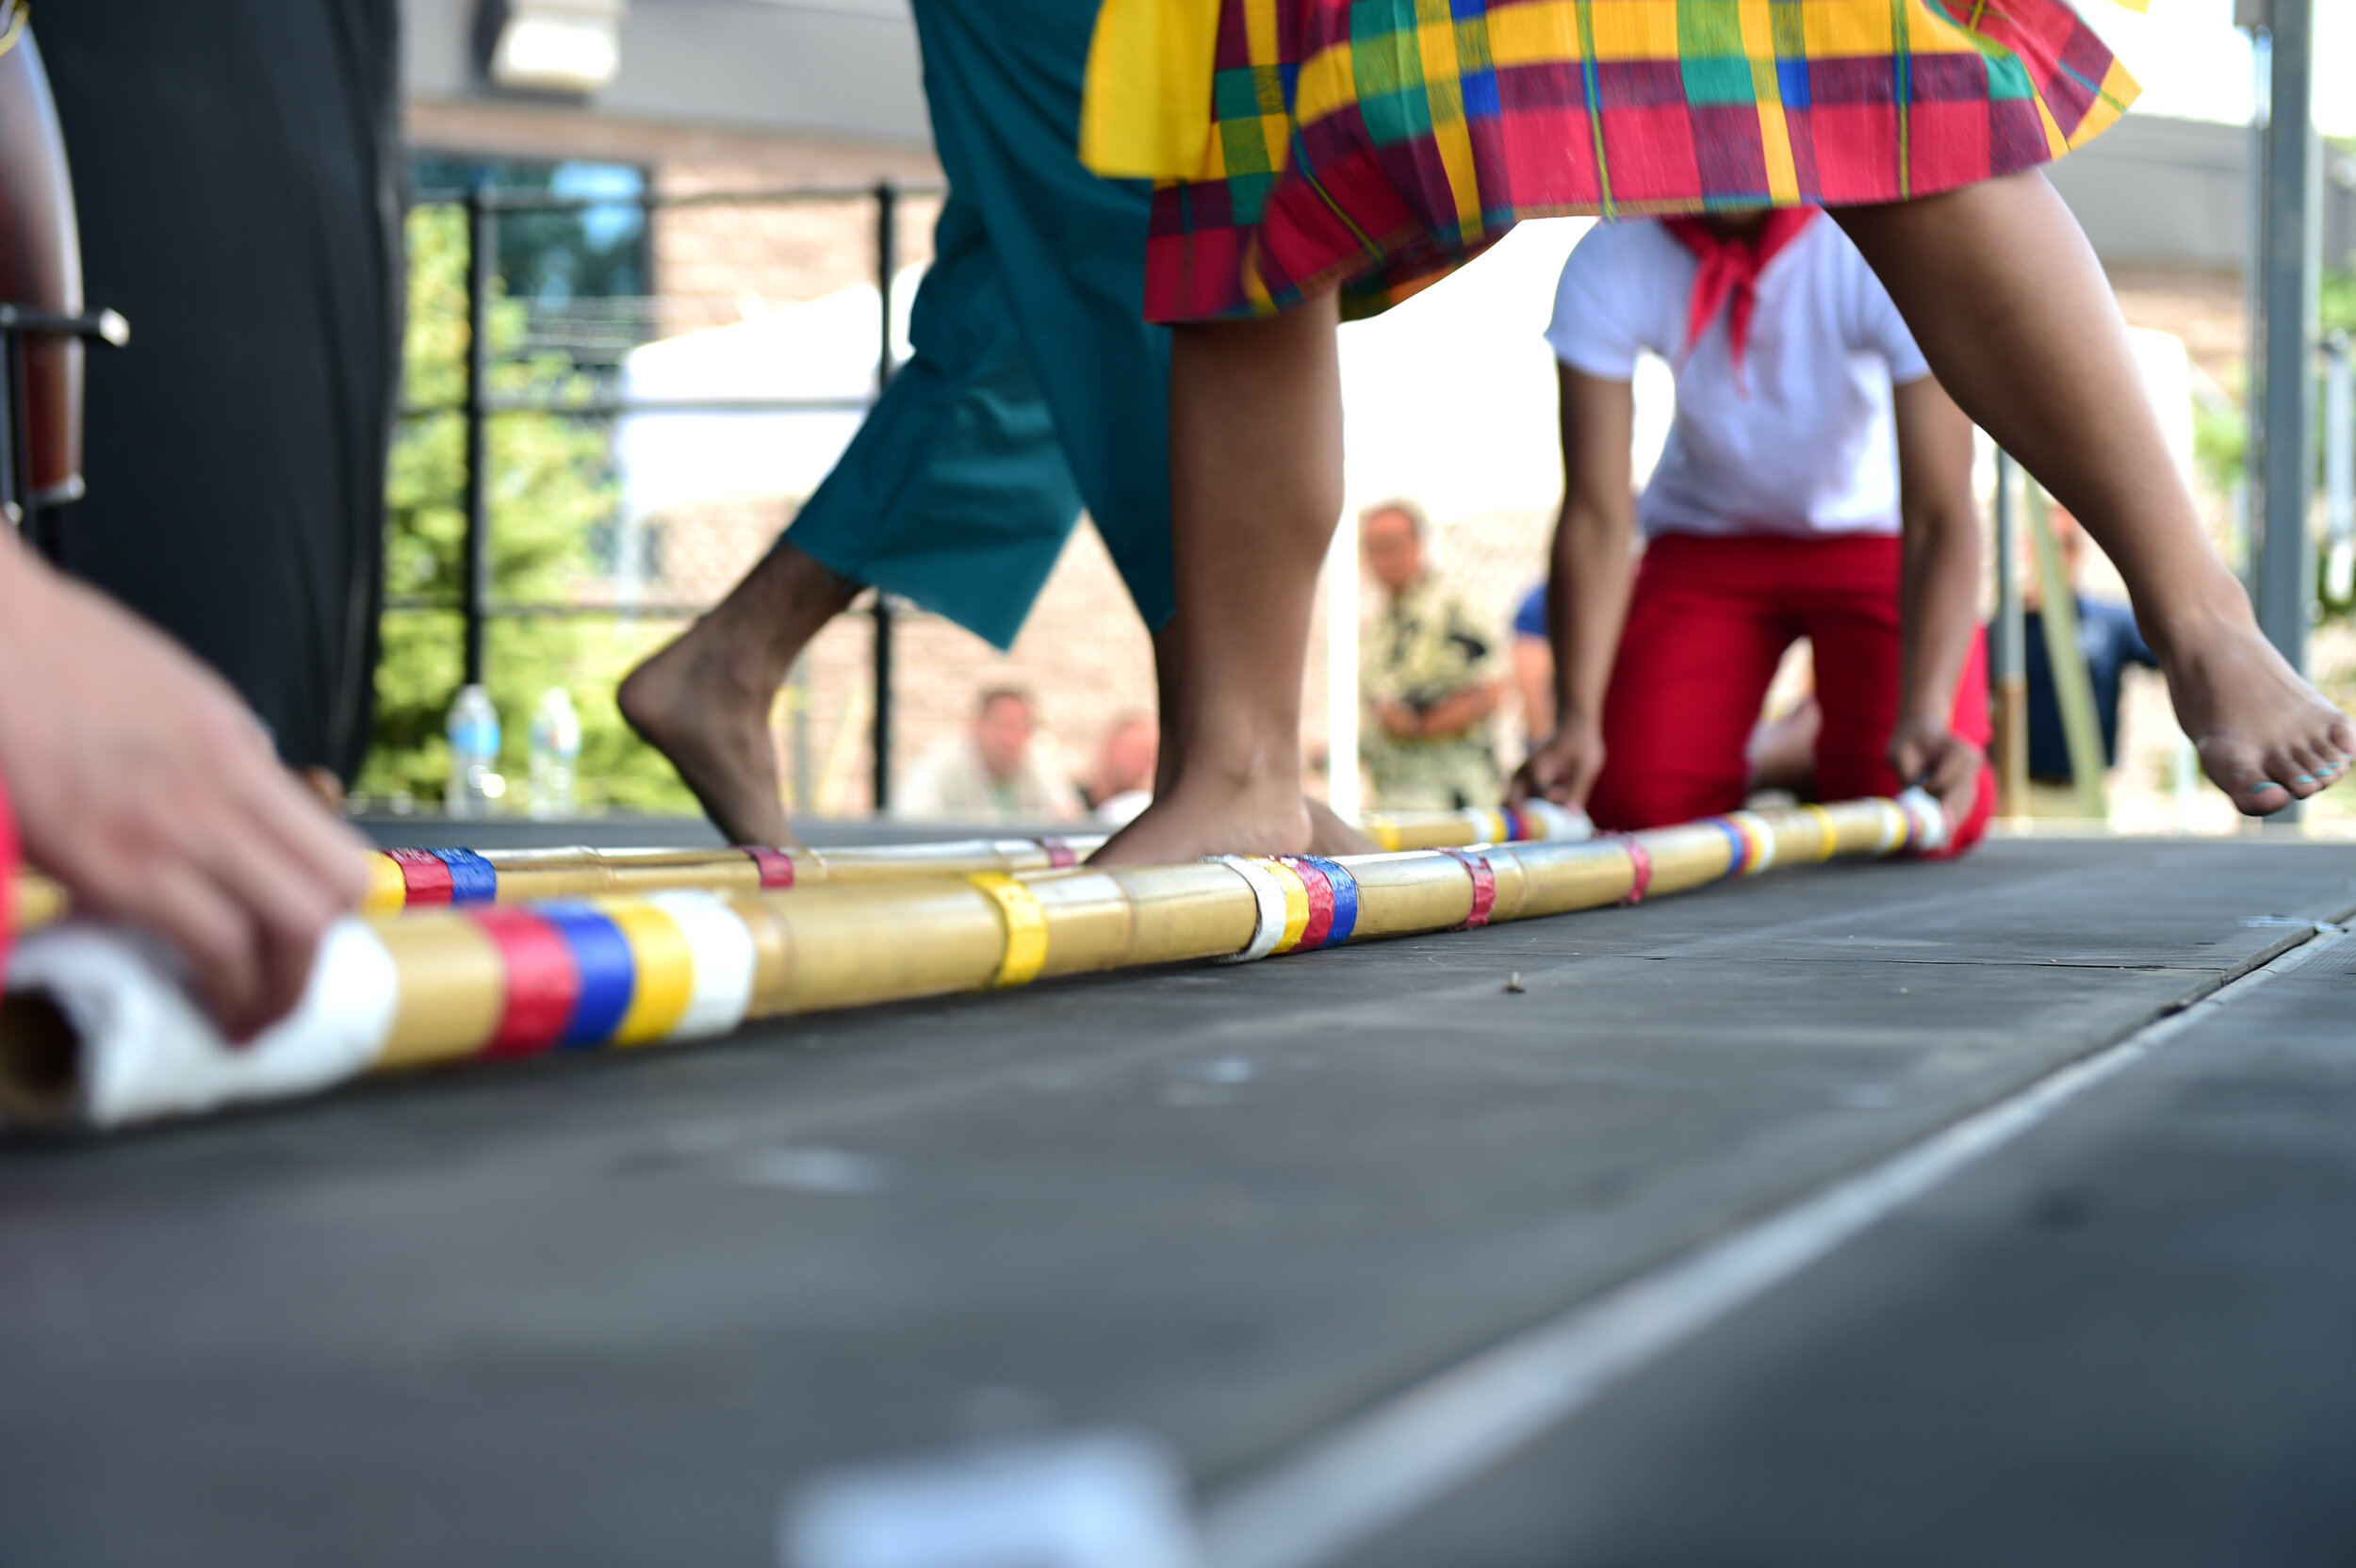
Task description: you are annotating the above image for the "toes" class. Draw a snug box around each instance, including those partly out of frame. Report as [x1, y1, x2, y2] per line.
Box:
[2312, 741, 2353, 792]
[2202, 738, 2293, 816]
[2282, 749, 2324, 797]
[2245, 780, 2293, 814]
[2330, 712, 2356, 759]
[2271, 734, 2347, 800]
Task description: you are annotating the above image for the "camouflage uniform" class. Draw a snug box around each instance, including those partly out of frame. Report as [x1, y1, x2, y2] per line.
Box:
[1362, 571, 1506, 809]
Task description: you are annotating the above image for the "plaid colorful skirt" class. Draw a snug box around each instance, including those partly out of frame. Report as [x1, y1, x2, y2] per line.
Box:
[1090, 0, 2136, 320]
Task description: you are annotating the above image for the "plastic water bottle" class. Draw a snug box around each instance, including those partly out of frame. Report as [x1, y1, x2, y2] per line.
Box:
[528, 686, 582, 820]
[445, 683, 503, 818]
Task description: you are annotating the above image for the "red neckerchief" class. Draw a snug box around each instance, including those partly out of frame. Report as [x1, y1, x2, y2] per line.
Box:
[1660, 208, 1817, 387]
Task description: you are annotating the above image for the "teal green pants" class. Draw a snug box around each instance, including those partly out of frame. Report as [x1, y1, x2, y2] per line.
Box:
[781, 0, 1172, 650]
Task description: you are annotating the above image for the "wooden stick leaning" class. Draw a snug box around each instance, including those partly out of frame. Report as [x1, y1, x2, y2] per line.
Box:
[0, 794, 1942, 1131]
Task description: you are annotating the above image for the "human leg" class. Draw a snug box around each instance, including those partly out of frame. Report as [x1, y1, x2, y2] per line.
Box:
[1747, 697, 1822, 798]
[1089, 293, 1343, 866]
[1834, 174, 2354, 816]
[914, 1, 1369, 854]
[1803, 538, 1995, 858]
[1586, 537, 1792, 831]
[911, 0, 1175, 635]
[1140, 619, 1375, 856]
[618, 544, 857, 847]
[621, 185, 1085, 843]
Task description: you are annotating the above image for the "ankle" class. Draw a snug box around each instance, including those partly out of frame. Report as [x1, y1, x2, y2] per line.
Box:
[2135, 574, 2260, 664]
[1169, 728, 1301, 796]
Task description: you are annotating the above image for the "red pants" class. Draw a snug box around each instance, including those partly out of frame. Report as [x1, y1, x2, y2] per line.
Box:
[1588, 532, 1993, 858]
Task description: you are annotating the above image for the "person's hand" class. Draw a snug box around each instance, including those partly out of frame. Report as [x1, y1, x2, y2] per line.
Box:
[1887, 711, 1983, 832]
[1511, 716, 1606, 810]
[1375, 697, 1421, 741]
[0, 549, 371, 1039]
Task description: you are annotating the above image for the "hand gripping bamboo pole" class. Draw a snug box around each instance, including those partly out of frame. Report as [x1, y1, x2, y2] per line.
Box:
[0, 794, 1944, 1131]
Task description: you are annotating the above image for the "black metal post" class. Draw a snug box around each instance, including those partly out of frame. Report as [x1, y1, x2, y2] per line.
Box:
[870, 181, 898, 814]
[461, 188, 495, 688]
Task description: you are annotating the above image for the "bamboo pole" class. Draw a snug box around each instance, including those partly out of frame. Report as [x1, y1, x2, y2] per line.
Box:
[0, 795, 1939, 1131]
[8, 803, 1596, 929]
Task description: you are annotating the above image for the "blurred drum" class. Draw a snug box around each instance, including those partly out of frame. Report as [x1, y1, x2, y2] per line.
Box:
[0, 13, 87, 509]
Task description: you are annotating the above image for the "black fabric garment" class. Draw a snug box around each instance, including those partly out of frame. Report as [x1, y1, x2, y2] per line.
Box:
[35, 0, 401, 781]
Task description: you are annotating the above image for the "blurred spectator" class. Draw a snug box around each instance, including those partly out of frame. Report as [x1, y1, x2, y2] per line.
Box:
[2022, 508, 2158, 787]
[1360, 499, 1505, 809]
[1079, 711, 1157, 826]
[1511, 581, 1553, 745]
[895, 687, 1082, 822]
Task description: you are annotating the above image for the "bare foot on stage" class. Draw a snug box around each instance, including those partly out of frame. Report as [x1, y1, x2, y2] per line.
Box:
[2160, 615, 2356, 816]
[620, 543, 857, 847]
[1088, 773, 1313, 867]
[1306, 797, 1378, 857]
[619, 625, 794, 847]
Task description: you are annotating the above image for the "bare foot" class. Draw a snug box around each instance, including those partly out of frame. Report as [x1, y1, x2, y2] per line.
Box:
[2160, 616, 2356, 815]
[1306, 797, 1377, 857]
[1088, 773, 1313, 866]
[618, 621, 796, 847]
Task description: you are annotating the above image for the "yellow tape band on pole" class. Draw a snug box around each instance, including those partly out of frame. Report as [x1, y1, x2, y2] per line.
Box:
[1255, 858, 1312, 955]
[968, 874, 1050, 988]
[1726, 810, 1777, 874]
[1798, 804, 1841, 860]
[361, 855, 409, 915]
[597, 900, 695, 1045]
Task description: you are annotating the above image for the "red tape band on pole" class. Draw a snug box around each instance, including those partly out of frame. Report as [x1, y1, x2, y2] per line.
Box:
[1038, 837, 1078, 870]
[386, 846, 455, 906]
[1614, 834, 1653, 905]
[1446, 849, 1497, 929]
[742, 846, 796, 890]
[473, 906, 582, 1058]
[1279, 856, 1336, 949]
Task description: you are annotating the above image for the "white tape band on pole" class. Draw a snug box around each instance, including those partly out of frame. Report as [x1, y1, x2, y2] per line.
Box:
[645, 890, 758, 1041]
[1896, 785, 1951, 853]
[1521, 800, 1595, 841]
[4, 916, 399, 1129]
[1209, 856, 1290, 965]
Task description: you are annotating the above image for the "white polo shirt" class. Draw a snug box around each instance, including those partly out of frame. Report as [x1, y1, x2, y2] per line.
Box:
[1545, 217, 1930, 540]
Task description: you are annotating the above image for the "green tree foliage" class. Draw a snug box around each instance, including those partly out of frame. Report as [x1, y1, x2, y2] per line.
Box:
[356, 205, 695, 812]
[2324, 266, 2355, 339]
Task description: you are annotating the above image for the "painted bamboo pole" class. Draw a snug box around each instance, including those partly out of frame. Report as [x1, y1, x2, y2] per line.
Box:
[0, 795, 1941, 1132]
[3, 802, 1594, 930]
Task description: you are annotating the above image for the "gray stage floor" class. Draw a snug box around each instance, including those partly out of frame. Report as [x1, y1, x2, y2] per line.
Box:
[3, 837, 2352, 1565]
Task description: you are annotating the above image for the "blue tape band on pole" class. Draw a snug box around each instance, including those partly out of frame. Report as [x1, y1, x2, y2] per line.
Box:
[429, 847, 499, 904]
[540, 902, 636, 1048]
[1301, 856, 1360, 946]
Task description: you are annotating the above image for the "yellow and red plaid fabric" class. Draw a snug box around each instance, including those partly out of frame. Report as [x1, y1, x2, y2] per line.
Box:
[1113, 0, 2136, 320]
